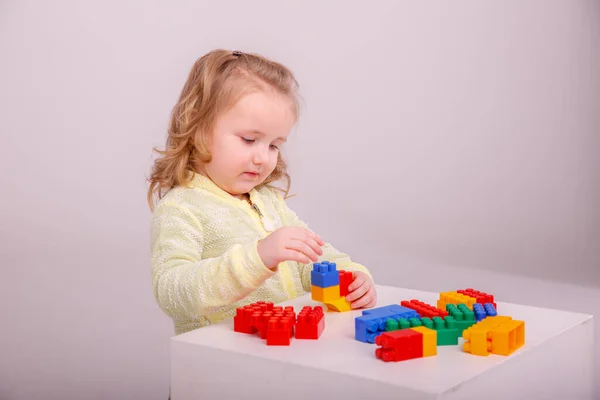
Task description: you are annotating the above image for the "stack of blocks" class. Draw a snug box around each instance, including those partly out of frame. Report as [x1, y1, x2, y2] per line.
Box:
[311, 261, 353, 312]
[234, 301, 324, 345]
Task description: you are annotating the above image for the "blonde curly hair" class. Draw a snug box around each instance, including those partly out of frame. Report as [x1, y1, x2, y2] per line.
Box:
[147, 49, 300, 211]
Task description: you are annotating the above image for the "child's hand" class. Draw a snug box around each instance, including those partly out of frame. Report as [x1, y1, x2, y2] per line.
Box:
[345, 271, 377, 309]
[257, 227, 325, 270]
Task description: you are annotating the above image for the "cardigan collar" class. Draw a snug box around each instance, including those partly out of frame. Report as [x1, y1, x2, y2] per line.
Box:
[185, 170, 275, 230]
[185, 170, 259, 202]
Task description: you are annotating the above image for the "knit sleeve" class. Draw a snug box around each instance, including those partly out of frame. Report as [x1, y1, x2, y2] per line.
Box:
[150, 202, 275, 320]
[273, 193, 373, 292]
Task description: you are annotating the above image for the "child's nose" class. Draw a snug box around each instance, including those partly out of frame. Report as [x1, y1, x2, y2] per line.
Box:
[253, 146, 269, 165]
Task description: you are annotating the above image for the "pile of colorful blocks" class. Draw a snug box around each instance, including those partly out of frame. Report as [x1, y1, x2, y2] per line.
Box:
[233, 261, 526, 358]
[234, 301, 325, 346]
[355, 289, 525, 362]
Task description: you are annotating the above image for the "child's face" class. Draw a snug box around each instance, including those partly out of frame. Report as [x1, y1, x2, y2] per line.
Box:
[202, 89, 295, 198]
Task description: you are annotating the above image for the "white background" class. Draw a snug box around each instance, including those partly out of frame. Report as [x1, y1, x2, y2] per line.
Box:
[1, 1, 598, 399]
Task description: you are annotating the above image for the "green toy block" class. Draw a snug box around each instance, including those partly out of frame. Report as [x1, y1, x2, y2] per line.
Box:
[385, 316, 420, 332]
[420, 317, 460, 345]
[446, 303, 476, 334]
[385, 316, 459, 346]
[430, 316, 460, 345]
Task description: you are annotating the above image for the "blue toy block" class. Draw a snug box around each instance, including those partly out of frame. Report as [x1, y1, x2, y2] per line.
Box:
[473, 303, 486, 321]
[473, 303, 498, 321]
[484, 303, 497, 317]
[311, 261, 340, 288]
[355, 304, 420, 343]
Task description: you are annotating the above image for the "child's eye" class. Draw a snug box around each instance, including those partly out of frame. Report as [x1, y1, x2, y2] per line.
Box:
[241, 137, 255, 143]
[270, 144, 279, 150]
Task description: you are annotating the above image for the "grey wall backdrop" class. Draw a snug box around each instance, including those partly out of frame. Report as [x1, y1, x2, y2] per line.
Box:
[1, 1, 598, 399]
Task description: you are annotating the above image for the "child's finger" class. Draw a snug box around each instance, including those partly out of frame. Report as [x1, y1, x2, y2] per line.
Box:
[347, 273, 365, 292]
[362, 296, 377, 309]
[294, 227, 324, 247]
[283, 249, 312, 265]
[287, 240, 320, 262]
[350, 288, 374, 309]
[345, 280, 368, 302]
[306, 229, 325, 246]
[303, 236, 323, 256]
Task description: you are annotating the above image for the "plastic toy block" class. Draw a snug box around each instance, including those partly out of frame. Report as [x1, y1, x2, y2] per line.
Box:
[463, 316, 525, 356]
[266, 315, 295, 346]
[295, 306, 325, 339]
[325, 296, 352, 312]
[462, 316, 513, 356]
[446, 304, 476, 334]
[311, 284, 340, 303]
[339, 270, 353, 297]
[310, 261, 340, 288]
[473, 303, 498, 321]
[251, 306, 296, 339]
[425, 316, 460, 346]
[385, 315, 459, 346]
[385, 316, 421, 332]
[489, 319, 525, 355]
[234, 301, 275, 334]
[484, 303, 497, 317]
[473, 303, 486, 322]
[437, 291, 476, 310]
[355, 304, 420, 343]
[457, 288, 497, 309]
[233, 301, 298, 344]
[401, 299, 449, 318]
[410, 326, 437, 357]
[375, 329, 423, 362]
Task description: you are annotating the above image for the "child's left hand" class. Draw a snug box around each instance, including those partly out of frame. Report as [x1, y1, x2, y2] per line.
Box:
[345, 271, 377, 309]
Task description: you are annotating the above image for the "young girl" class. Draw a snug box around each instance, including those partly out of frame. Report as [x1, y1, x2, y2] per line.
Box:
[147, 49, 377, 335]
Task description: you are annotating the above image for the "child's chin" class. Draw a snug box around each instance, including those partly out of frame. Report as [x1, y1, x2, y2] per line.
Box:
[232, 183, 259, 194]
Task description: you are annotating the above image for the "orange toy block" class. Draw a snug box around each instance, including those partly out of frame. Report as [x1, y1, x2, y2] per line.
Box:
[463, 316, 525, 356]
[437, 291, 476, 310]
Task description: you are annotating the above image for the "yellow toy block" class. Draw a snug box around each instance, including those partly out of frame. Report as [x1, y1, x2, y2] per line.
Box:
[410, 326, 437, 357]
[490, 319, 525, 355]
[462, 316, 510, 356]
[437, 291, 476, 310]
[463, 316, 525, 356]
[311, 285, 340, 303]
[324, 296, 352, 312]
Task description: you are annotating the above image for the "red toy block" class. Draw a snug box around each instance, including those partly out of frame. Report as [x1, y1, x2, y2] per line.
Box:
[254, 306, 296, 339]
[375, 329, 423, 362]
[266, 315, 295, 346]
[234, 302, 296, 338]
[234, 301, 274, 334]
[295, 306, 325, 339]
[339, 270, 353, 297]
[401, 299, 449, 318]
[457, 288, 497, 309]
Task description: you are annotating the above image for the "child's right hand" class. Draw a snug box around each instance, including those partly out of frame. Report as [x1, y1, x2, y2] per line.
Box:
[257, 227, 325, 270]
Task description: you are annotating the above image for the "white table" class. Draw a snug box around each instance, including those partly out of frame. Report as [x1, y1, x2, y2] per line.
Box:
[170, 285, 594, 399]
